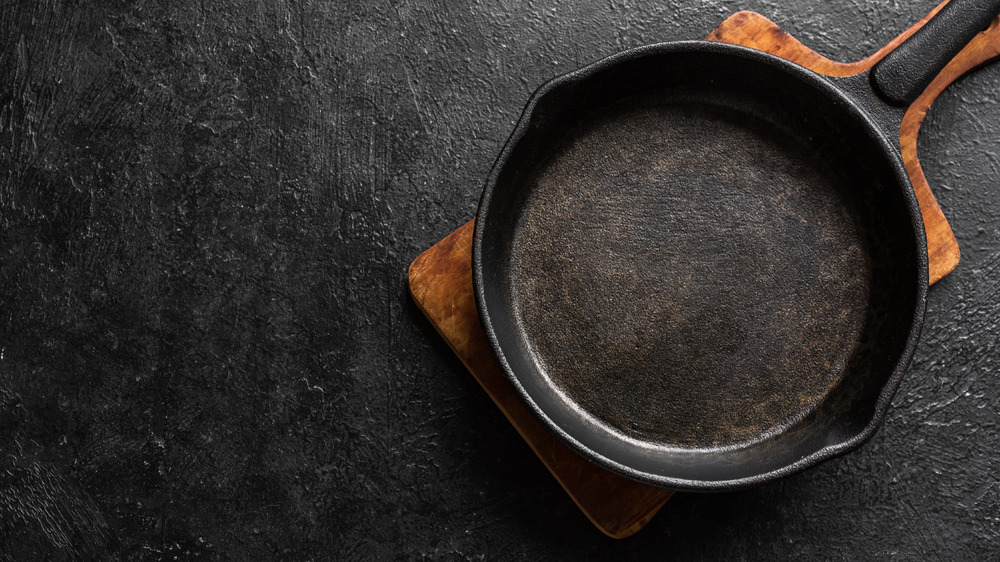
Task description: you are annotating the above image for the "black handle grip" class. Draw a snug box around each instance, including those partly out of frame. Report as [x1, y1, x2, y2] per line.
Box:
[870, 0, 1000, 106]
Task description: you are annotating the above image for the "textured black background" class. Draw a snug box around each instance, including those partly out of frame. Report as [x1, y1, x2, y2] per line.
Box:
[1, 0, 998, 559]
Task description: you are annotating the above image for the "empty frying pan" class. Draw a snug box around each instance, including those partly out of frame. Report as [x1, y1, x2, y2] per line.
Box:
[472, 0, 1000, 490]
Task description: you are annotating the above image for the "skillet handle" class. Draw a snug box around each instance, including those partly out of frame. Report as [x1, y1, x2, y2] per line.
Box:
[871, 0, 1000, 106]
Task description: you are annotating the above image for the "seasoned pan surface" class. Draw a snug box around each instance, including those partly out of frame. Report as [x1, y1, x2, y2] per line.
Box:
[512, 93, 872, 448]
[474, 44, 925, 488]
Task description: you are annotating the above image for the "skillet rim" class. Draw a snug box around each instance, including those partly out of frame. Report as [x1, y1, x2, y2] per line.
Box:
[471, 39, 929, 491]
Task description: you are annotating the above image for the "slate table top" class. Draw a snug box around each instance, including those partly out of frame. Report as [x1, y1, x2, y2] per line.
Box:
[1, 0, 999, 559]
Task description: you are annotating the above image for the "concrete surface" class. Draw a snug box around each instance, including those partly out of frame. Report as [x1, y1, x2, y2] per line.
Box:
[1, 0, 998, 559]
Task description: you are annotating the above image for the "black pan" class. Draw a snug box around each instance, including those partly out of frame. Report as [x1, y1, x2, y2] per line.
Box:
[472, 0, 1000, 491]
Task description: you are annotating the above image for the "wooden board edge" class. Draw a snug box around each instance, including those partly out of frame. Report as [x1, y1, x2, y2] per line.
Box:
[407, 222, 672, 539]
[901, 17, 1000, 282]
[706, 3, 948, 76]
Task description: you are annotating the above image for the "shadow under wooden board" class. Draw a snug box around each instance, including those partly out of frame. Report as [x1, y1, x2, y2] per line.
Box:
[408, 3, 1000, 539]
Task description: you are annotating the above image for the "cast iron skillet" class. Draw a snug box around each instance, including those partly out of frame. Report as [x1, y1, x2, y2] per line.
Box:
[473, 0, 1000, 491]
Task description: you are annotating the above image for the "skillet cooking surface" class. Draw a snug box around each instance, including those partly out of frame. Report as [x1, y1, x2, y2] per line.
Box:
[475, 45, 922, 486]
[511, 95, 869, 448]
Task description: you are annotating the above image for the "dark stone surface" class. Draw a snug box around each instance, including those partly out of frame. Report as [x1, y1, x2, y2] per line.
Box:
[0, 0, 997, 559]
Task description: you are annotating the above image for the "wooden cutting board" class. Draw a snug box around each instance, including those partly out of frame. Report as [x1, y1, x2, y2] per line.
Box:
[408, 3, 1000, 539]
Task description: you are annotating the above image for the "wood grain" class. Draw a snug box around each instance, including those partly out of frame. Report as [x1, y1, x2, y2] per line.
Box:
[408, 223, 674, 539]
[900, 16, 1000, 278]
[409, 5, 999, 538]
